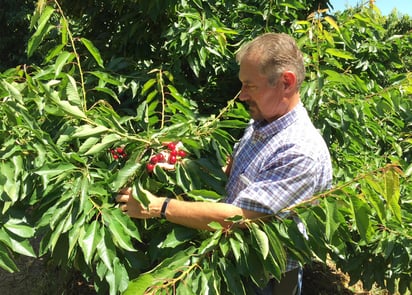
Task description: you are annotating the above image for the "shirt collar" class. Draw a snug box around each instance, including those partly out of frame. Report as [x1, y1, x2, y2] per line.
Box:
[251, 102, 303, 140]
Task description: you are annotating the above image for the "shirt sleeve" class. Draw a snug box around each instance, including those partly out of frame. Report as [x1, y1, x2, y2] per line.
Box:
[231, 150, 319, 215]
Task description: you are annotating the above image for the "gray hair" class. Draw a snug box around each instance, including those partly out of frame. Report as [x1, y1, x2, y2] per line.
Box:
[236, 33, 305, 89]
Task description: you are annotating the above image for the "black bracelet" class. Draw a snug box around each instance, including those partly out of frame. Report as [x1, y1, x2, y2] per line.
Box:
[160, 198, 171, 219]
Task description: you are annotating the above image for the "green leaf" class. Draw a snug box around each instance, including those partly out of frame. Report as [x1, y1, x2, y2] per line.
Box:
[167, 84, 192, 108]
[45, 44, 66, 63]
[67, 213, 86, 257]
[141, 78, 156, 96]
[72, 125, 109, 138]
[326, 48, 355, 60]
[217, 119, 248, 129]
[249, 223, 269, 259]
[78, 137, 100, 154]
[66, 74, 82, 106]
[103, 210, 137, 251]
[160, 226, 197, 248]
[109, 209, 142, 242]
[219, 238, 230, 257]
[218, 258, 246, 294]
[54, 52, 74, 77]
[55, 100, 86, 118]
[186, 189, 222, 201]
[89, 71, 123, 86]
[124, 273, 155, 295]
[0, 243, 18, 272]
[1, 81, 23, 104]
[176, 163, 192, 192]
[60, 17, 68, 45]
[324, 16, 340, 32]
[7, 235, 36, 257]
[350, 196, 374, 242]
[79, 220, 101, 264]
[324, 198, 342, 241]
[80, 38, 104, 68]
[262, 222, 286, 270]
[84, 133, 121, 155]
[105, 257, 129, 295]
[362, 180, 386, 224]
[111, 161, 141, 192]
[229, 237, 242, 262]
[3, 222, 35, 238]
[97, 226, 117, 271]
[27, 5, 55, 57]
[383, 170, 402, 223]
[34, 163, 77, 177]
[0, 161, 18, 202]
[134, 182, 151, 208]
[207, 221, 223, 231]
[93, 87, 120, 104]
[198, 230, 222, 254]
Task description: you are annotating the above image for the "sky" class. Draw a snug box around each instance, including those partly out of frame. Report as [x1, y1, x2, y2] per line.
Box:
[330, 0, 412, 15]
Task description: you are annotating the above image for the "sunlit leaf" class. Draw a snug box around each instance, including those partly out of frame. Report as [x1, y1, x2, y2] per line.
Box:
[84, 134, 121, 155]
[124, 273, 155, 295]
[72, 125, 109, 138]
[79, 220, 101, 264]
[54, 52, 74, 78]
[110, 161, 141, 192]
[326, 48, 356, 60]
[3, 222, 35, 239]
[249, 223, 269, 259]
[350, 196, 374, 242]
[80, 37, 104, 68]
[384, 170, 402, 223]
[27, 5, 55, 57]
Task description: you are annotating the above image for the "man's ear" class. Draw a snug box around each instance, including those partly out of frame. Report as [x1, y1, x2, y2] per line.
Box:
[282, 71, 297, 91]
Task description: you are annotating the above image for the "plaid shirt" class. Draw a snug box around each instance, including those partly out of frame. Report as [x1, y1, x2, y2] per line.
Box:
[225, 102, 332, 271]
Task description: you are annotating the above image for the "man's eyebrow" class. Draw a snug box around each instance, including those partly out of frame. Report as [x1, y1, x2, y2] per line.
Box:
[239, 78, 252, 83]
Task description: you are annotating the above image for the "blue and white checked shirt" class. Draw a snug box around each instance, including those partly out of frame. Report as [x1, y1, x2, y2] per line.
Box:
[225, 102, 332, 271]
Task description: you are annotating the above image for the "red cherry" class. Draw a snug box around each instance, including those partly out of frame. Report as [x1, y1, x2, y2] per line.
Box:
[156, 153, 165, 162]
[116, 147, 124, 154]
[167, 142, 176, 151]
[150, 155, 159, 164]
[113, 154, 119, 160]
[177, 150, 186, 157]
[146, 163, 155, 173]
[170, 149, 178, 156]
[168, 155, 177, 164]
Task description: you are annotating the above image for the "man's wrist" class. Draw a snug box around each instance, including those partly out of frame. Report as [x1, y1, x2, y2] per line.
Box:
[160, 198, 171, 219]
[148, 197, 166, 218]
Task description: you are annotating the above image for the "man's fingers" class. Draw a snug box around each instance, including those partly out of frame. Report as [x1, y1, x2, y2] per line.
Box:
[116, 194, 129, 203]
[118, 187, 132, 194]
[116, 187, 132, 203]
[119, 203, 128, 212]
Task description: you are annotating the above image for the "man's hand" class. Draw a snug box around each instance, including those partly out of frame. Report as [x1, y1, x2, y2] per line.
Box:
[116, 187, 164, 219]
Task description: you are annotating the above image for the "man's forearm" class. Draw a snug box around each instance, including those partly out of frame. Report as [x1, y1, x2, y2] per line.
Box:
[157, 198, 267, 230]
[116, 188, 268, 230]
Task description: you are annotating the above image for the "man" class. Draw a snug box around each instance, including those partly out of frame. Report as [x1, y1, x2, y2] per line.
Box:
[116, 33, 333, 294]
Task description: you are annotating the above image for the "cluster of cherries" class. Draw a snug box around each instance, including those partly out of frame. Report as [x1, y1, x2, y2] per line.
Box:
[109, 146, 127, 160]
[146, 142, 187, 173]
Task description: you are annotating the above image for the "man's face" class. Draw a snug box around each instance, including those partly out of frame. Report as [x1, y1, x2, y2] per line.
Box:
[238, 55, 288, 122]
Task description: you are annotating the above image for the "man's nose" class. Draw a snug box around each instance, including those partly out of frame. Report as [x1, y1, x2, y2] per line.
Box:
[238, 88, 248, 101]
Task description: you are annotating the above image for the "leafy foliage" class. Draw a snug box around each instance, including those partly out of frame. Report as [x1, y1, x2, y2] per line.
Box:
[0, 0, 411, 294]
